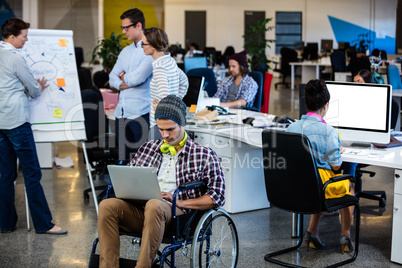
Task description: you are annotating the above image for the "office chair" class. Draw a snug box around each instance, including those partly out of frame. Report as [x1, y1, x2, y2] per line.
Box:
[298, 83, 307, 118]
[81, 89, 118, 204]
[186, 67, 218, 97]
[242, 71, 263, 111]
[330, 50, 348, 80]
[89, 181, 239, 267]
[387, 65, 402, 90]
[262, 130, 360, 268]
[184, 57, 208, 74]
[75, 46, 96, 91]
[349, 56, 371, 78]
[274, 47, 298, 89]
[93, 70, 110, 89]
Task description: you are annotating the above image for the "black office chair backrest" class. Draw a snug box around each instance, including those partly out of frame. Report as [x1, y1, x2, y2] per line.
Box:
[262, 130, 325, 214]
[330, 50, 347, 73]
[280, 47, 298, 76]
[81, 89, 108, 146]
[391, 98, 400, 130]
[93, 70, 110, 89]
[349, 56, 371, 77]
[75, 46, 84, 69]
[248, 71, 263, 110]
[186, 68, 217, 97]
[299, 83, 307, 119]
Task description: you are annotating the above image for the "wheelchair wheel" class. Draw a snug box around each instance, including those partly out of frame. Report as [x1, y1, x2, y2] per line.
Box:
[190, 209, 239, 268]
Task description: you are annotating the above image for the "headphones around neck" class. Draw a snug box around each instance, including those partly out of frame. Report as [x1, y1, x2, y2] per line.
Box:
[160, 130, 188, 156]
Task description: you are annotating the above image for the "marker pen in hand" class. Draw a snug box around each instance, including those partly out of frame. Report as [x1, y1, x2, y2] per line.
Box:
[119, 72, 126, 80]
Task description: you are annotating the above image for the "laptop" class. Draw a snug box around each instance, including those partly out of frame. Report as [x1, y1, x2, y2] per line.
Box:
[107, 165, 162, 201]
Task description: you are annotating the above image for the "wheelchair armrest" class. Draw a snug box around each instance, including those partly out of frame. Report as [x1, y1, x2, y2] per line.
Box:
[172, 181, 207, 217]
[323, 174, 354, 191]
[105, 182, 113, 198]
[178, 181, 206, 191]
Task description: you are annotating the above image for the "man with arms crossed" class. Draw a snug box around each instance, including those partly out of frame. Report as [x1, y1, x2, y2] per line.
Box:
[97, 95, 225, 268]
[109, 8, 153, 162]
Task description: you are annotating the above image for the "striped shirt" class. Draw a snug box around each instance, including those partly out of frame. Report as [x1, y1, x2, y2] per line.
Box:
[149, 53, 188, 127]
[129, 137, 225, 213]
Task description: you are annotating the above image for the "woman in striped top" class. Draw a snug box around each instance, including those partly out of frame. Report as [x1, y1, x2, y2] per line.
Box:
[142, 27, 188, 138]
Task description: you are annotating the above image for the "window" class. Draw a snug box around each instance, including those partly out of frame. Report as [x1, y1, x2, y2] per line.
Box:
[275, 12, 302, 54]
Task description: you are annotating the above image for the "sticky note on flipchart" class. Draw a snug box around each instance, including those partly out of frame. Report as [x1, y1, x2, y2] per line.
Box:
[59, 39, 67, 47]
[189, 105, 197, 113]
[54, 109, 62, 118]
[57, 78, 66, 87]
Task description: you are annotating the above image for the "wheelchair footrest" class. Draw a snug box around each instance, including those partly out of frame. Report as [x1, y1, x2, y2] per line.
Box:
[88, 253, 137, 268]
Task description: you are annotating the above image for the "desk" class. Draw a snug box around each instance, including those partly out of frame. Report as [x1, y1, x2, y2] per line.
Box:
[341, 145, 402, 264]
[289, 58, 332, 89]
[186, 109, 277, 213]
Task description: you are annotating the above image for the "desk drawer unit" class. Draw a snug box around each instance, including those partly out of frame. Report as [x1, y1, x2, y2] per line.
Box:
[193, 131, 269, 213]
[391, 170, 402, 264]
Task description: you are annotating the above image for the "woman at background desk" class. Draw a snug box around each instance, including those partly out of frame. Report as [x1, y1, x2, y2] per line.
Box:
[0, 18, 67, 235]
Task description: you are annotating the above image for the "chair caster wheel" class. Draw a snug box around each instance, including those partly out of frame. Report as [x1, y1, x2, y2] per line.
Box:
[84, 193, 89, 201]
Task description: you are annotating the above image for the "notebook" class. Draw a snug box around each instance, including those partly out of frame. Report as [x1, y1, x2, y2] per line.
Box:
[107, 165, 162, 201]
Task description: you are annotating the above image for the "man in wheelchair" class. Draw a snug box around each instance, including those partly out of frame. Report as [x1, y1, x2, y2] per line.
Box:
[97, 95, 226, 268]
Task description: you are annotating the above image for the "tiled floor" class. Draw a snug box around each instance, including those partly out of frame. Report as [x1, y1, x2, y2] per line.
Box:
[1, 78, 401, 267]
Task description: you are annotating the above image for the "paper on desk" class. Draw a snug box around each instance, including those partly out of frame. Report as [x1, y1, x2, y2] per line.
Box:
[54, 156, 74, 168]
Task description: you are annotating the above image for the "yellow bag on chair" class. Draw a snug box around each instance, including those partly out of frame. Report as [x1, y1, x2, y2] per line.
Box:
[318, 168, 350, 199]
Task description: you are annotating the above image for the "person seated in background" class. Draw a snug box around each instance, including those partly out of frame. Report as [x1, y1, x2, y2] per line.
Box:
[352, 69, 372, 84]
[184, 42, 200, 58]
[213, 50, 258, 108]
[97, 95, 225, 268]
[287, 79, 355, 254]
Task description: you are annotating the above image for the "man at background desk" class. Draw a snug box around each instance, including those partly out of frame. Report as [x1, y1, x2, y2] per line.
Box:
[213, 50, 257, 108]
[109, 8, 153, 162]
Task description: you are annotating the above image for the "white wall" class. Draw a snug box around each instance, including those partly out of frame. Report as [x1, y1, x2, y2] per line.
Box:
[165, 0, 397, 55]
[37, 0, 99, 62]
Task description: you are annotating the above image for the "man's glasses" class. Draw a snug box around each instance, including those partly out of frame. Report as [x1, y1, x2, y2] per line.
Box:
[120, 23, 137, 31]
[141, 43, 150, 47]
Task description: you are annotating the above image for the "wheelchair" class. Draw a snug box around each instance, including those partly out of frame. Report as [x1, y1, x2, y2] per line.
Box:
[89, 181, 239, 267]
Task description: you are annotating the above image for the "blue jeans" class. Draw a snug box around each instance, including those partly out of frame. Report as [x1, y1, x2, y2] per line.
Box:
[0, 122, 54, 233]
[115, 113, 149, 162]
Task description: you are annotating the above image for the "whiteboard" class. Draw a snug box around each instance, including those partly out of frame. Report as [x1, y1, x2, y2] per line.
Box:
[22, 29, 86, 142]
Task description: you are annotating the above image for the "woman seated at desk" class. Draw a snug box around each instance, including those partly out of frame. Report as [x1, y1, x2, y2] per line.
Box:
[213, 50, 257, 108]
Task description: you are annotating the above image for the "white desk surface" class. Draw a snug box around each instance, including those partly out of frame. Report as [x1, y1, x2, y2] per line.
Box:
[341, 142, 402, 170]
[289, 59, 331, 67]
[186, 109, 281, 147]
[392, 89, 402, 97]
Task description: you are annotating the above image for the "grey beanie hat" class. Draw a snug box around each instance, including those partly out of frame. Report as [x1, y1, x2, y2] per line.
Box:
[155, 95, 187, 126]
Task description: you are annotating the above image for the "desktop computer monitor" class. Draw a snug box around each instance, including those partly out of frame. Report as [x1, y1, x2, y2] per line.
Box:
[338, 42, 350, 51]
[321, 39, 333, 52]
[324, 81, 392, 145]
[182, 76, 205, 107]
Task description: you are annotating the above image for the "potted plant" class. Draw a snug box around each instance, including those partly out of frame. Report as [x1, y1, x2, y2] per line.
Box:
[243, 18, 275, 72]
[90, 32, 125, 74]
[243, 18, 275, 114]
